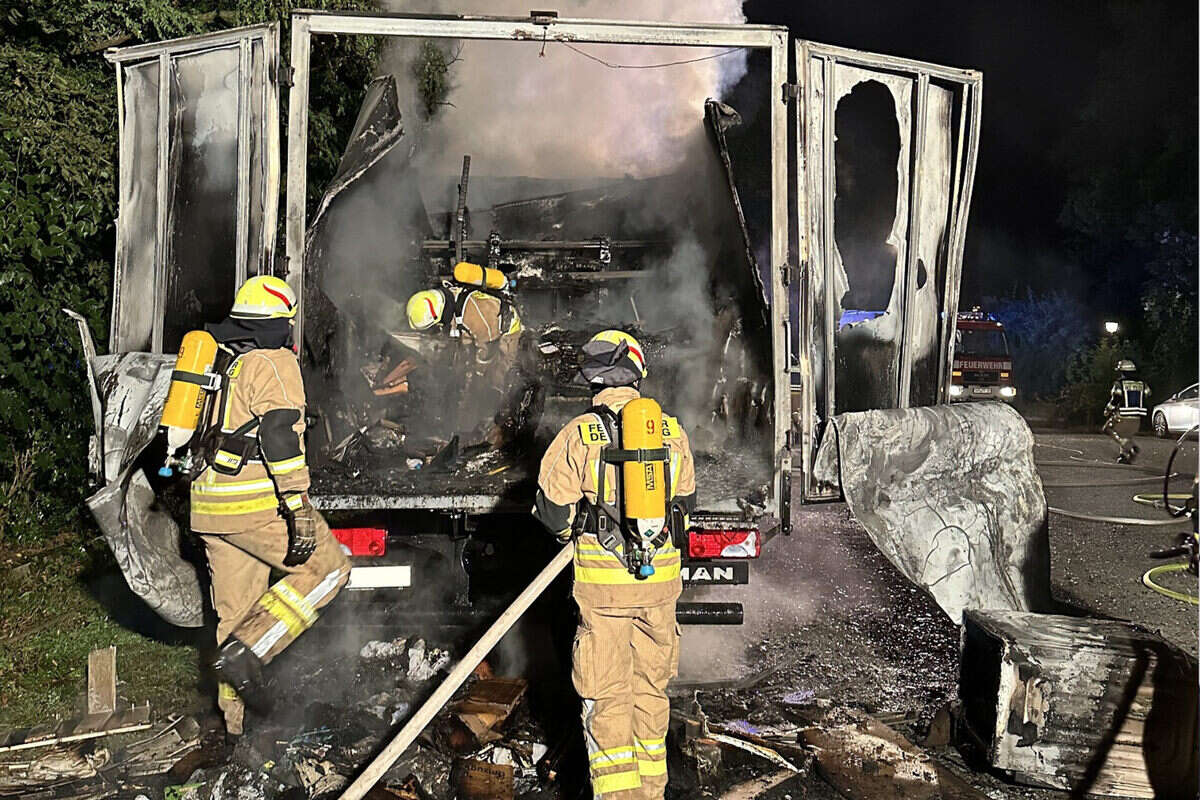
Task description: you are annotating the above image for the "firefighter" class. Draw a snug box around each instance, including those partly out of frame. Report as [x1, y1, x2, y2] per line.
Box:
[533, 330, 696, 799]
[194, 276, 350, 736]
[1102, 359, 1151, 463]
[406, 262, 523, 442]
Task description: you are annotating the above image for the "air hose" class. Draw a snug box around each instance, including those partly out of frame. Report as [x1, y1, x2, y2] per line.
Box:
[1142, 563, 1199, 605]
[1047, 507, 1192, 526]
[1133, 492, 1192, 510]
[1042, 475, 1177, 489]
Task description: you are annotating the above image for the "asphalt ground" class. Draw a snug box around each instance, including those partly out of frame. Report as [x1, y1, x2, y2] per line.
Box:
[1033, 430, 1198, 657]
[675, 429, 1197, 798]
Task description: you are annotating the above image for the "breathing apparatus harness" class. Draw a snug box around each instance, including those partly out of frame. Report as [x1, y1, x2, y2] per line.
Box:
[438, 281, 517, 345]
[571, 402, 686, 580]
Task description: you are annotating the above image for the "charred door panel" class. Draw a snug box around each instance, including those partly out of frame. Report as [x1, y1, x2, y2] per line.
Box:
[793, 41, 981, 501]
[106, 25, 281, 353]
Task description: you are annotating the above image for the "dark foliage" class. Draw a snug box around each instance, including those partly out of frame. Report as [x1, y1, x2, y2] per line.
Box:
[0, 1, 378, 542]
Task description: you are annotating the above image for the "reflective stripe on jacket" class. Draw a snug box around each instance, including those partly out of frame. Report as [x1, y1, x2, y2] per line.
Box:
[534, 386, 696, 608]
[1110, 379, 1150, 417]
[190, 348, 309, 534]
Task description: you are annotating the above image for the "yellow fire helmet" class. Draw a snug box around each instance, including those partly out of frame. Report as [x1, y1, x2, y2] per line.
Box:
[578, 329, 648, 387]
[230, 275, 298, 319]
[407, 289, 447, 331]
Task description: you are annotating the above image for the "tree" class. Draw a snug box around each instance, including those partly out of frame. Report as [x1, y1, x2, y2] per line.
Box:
[988, 290, 1089, 400]
[0, 1, 379, 543]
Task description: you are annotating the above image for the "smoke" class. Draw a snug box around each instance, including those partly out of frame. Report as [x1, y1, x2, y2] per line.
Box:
[381, 0, 748, 180]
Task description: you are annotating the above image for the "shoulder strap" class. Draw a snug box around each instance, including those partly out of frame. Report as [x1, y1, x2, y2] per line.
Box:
[588, 405, 623, 524]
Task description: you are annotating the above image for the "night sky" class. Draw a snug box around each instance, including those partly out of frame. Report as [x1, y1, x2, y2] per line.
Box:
[736, 0, 1197, 315]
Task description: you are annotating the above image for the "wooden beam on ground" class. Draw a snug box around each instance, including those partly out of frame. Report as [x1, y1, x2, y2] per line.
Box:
[800, 710, 987, 800]
[87, 646, 117, 715]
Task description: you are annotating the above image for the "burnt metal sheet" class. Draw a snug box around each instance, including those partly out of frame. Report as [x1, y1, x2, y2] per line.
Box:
[812, 402, 1050, 624]
[307, 74, 407, 235]
[76, 337, 203, 628]
[794, 41, 983, 502]
[106, 24, 280, 354]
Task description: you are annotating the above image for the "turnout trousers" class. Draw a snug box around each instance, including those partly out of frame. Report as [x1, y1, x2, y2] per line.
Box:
[572, 599, 680, 799]
[201, 514, 350, 734]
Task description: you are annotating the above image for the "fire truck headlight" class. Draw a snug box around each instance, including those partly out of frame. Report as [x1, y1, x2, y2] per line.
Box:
[949, 385, 964, 397]
[1000, 386, 1016, 398]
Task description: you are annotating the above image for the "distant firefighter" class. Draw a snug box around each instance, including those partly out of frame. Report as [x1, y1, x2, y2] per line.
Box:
[406, 261, 523, 443]
[1102, 359, 1151, 463]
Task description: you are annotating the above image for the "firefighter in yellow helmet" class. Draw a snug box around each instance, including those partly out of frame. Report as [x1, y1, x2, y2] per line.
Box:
[533, 330, 696, 799]
[405, 262, 523, 442]
[194, 276, 349, 736]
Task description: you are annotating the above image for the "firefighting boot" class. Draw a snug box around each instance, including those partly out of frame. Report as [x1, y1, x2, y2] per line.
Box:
[212, 638, 271, 714]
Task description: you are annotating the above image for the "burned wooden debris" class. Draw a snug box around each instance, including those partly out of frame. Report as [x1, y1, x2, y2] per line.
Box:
[959, 610, 1199, 799]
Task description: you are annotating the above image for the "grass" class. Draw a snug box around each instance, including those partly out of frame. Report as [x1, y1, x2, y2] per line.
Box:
[0, 532, 203, 729]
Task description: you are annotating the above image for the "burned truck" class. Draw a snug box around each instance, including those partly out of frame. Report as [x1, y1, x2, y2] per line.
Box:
[75, 11, 981, 630]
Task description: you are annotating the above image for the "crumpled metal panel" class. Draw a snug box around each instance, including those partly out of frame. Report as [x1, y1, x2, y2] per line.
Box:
[812, 402, 1051, 624]
[79, 338, 203, 628]
[87, 471, 203, 628]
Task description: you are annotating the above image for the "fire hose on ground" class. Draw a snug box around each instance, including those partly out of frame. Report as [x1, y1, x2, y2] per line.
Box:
[1045, 428, 1200, 604]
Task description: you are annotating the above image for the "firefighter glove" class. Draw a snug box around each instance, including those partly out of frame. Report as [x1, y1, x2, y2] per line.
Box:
[281, 492, 318, 567]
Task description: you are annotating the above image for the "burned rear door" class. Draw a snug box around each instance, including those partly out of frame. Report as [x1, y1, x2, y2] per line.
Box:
[791, 41, 982, 500]
[105, 24, 281, 354]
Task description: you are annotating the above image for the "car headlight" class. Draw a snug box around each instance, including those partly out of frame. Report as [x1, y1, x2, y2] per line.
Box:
[949, 385, 964, 397]
[1000, 386, 1016, 398]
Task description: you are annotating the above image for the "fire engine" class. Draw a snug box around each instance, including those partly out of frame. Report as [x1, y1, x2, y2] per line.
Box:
[951, 311, 1016, 402]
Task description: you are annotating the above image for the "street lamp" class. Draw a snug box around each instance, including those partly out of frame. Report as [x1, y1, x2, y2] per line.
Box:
[1104, 321, 1119, 335]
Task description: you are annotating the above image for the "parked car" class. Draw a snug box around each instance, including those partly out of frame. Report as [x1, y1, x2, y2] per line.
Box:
[1152, 383, 1199, 437]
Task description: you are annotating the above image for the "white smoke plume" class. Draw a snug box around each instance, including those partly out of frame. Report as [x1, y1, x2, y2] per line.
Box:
[382, 0, 748, 179]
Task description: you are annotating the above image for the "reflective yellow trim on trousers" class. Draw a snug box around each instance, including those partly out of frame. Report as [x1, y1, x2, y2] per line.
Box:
[268, 455, 306, 475]
[218, 682, 239, 701]
[592, 769, 641, 794]
[191, 495, 279, 516]
[192, 478, 276, 495]
[635, 736, 666, 754]
[257, 592, 306, 637]
[270, 580, 318, 625]
[589, 747, 636, 767]
[637, 758, 668, 777]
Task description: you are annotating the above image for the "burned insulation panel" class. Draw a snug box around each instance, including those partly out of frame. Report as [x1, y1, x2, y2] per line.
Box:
[812, 402, 1051, 624]
[960, 611, 1198, 798]
[301, 97, 775, 514]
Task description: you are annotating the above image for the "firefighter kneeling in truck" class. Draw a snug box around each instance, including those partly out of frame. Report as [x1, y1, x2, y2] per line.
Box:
[1102, 359, 1151, 464]
[192, 276, 350, 736]
[406, 261, 523, 445]
[533, 330, 696, 799]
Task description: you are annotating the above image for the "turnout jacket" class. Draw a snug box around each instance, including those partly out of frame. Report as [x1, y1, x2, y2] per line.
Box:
[1106, 379, 1151, 418]
[533, 387, 696, 608]
[451, 289, 522, 385]
[190, 348, 310, 534]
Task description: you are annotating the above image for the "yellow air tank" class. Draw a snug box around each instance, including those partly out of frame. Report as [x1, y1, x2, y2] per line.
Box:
[620, 397, 666, 527]
[159, 330, 218, 475]
[453, 261, 507, 291]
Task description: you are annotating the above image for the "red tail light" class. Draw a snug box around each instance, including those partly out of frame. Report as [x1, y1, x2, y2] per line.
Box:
[332, 527, 387, 557]
[688, 528, 760, 559]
